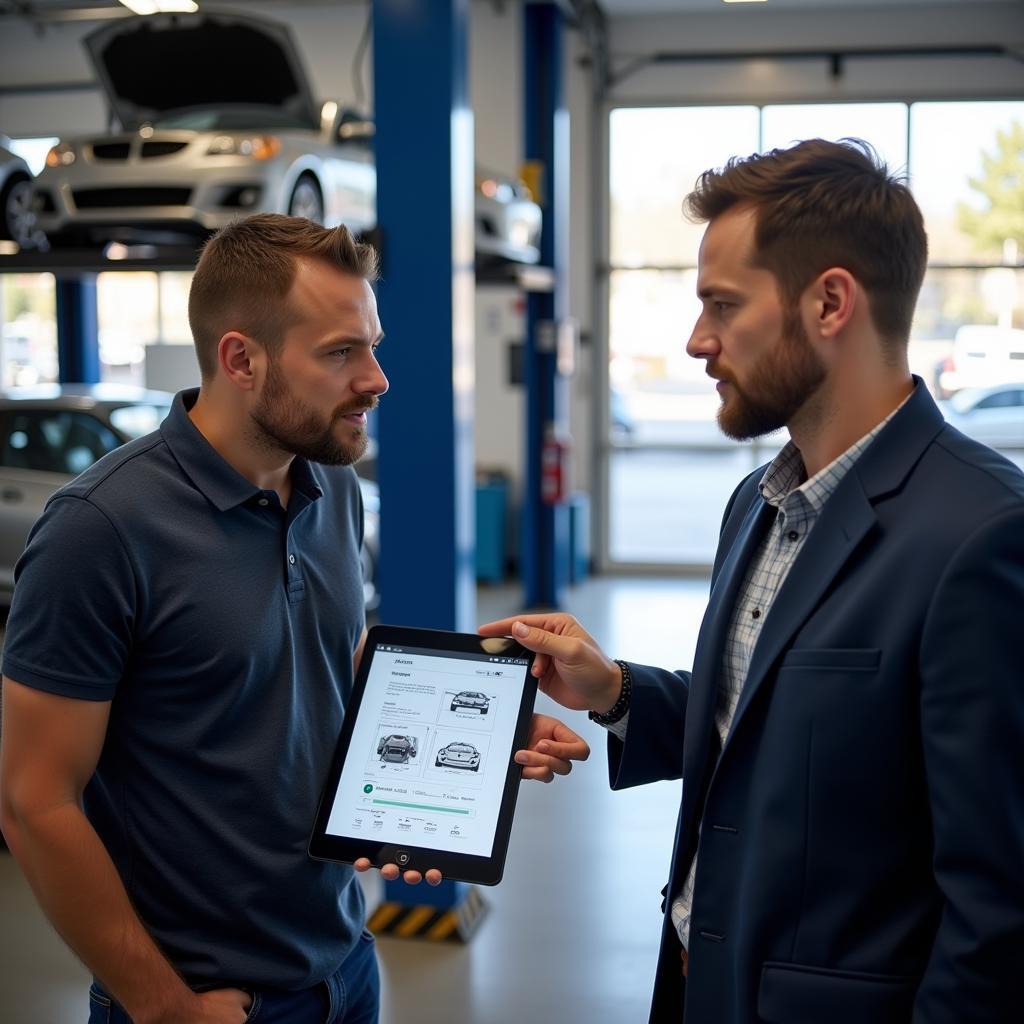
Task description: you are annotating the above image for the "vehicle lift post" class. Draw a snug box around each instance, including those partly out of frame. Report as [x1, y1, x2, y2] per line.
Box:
[371, 0, 484, 942]
[56, 275, 100, 384]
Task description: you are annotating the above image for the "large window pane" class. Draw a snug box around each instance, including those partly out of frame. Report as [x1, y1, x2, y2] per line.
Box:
[0, 273, 58, 387]
[97, 272, 158, 385]
[609, 106, 759, 268]
[910, 101, 1024, 264]
[762, 103, 908, 172]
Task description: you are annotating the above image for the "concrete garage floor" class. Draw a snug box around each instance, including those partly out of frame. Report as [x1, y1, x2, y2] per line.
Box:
[0, 576, 709, 1024]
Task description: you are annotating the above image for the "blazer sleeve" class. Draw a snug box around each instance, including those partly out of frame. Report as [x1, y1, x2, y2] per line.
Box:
[607, 663, 691, 790]
[913, 505, 1024, 1023]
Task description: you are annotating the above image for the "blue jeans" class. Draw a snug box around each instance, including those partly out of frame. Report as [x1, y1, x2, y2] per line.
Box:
[87, 929, 380, 1024]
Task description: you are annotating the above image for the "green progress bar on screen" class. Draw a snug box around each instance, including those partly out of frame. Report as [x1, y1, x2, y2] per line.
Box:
[372, 798, 471, 815]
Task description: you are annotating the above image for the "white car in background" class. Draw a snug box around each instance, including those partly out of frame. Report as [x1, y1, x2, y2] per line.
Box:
[30, 9, 542, 264]
[31, 11, 376, 246]
[939, 382, 1024, 451]
[1, 139, 45, 250]
[934, 324, 1024, 398]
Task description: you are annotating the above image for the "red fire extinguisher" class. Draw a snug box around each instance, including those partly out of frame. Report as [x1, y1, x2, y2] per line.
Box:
[541, 428, 571, 505]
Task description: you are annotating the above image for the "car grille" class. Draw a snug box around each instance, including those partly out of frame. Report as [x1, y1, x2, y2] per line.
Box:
[90, 143, 131, 161]
[72, 188, 192, 209]
[141, 141, 189, 158]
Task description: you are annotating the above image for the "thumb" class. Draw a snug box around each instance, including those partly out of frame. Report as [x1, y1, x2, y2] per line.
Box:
[512, 620, 560, 654]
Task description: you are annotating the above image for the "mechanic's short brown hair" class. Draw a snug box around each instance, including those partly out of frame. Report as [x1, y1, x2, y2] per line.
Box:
[188, 213, 379, 381]
[684, 138, 927, 352]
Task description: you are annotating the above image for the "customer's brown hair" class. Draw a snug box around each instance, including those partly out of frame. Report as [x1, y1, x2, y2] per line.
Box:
[188, 214, 379, 381]
[684, 138, 927, 351]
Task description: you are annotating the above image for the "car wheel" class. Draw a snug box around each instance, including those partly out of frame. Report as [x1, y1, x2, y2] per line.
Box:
[288, 174, 324, 224]
[2, 175, 45, 250]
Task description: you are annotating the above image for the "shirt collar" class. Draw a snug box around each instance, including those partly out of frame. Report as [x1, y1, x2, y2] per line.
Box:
[759, 389, 912, 513]
[160, 389, 324, 512]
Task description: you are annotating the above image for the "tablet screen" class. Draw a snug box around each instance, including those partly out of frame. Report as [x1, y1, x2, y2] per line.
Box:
[322, 640, 532, 858]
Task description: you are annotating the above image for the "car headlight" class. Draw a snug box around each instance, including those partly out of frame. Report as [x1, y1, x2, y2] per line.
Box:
[45, 143, 77, 167]
[206, 135, 282, 160]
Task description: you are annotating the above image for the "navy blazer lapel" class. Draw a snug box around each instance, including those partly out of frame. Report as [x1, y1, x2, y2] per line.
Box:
[724, 472, 878, 750]
[721, 380, 946, 753]
[682, 493, 775, 795]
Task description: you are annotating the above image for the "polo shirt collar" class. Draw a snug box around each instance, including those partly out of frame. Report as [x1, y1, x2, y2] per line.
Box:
[160, 389, 324, 512]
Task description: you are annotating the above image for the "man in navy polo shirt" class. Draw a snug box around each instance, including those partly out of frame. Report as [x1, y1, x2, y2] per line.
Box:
[0, 214, 589, 1024]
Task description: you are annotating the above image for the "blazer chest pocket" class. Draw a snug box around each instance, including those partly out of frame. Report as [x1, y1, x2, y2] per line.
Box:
[780, 648, 881, 672]
[758, 962, 917, 1024]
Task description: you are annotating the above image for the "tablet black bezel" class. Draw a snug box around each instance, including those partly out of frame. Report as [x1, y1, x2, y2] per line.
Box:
[308, 624, 538, 886]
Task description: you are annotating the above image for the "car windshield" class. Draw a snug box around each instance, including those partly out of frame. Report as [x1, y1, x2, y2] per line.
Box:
[448, 744, 473, 753]
[109, 404, 170, 440]
[150, 107, 313, 131]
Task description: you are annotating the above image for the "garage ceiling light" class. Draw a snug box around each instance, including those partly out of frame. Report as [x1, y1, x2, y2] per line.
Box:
[722, 1, 768, 4]
[119, 0, 199, 14]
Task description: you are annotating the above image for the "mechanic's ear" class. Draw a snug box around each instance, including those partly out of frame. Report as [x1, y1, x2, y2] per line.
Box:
[218, 332, 261, 390]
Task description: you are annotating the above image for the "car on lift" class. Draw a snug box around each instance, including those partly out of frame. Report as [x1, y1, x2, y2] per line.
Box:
[376, 734, 417, 764]
[450, 690, 490, 714]
[435, 741, 481, 771]
[1, 139, 45, 251]
[0, 386, 382, 610]
[31, 10, 376, 246]
[30, 9, 542, 265]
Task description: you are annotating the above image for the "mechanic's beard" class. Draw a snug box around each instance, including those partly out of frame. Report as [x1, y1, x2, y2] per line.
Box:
[716, 311, 826, 441]
[252, 360, 376, 466]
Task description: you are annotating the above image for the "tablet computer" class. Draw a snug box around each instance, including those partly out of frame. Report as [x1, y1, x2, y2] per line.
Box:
[309, 624, 537, 885]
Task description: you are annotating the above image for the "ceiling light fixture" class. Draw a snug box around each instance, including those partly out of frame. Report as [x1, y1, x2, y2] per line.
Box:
[722, 1, 768, 5]
[118, 0, 199, 15]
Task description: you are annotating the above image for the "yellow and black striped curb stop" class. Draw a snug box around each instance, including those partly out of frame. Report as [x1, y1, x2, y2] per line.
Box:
[367, 887, 488, 942]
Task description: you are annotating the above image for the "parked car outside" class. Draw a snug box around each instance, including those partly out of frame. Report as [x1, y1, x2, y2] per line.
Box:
[933, 324, 1024, 398]
[0, 385, 381, 609]
[435, 741, 481, 771]
[1, 139, 46, 250]
[450, 690, 490, 714]
[938, 382, 1024, 450]
[31, 10, 541, 265]
[376, 734, 417, 764]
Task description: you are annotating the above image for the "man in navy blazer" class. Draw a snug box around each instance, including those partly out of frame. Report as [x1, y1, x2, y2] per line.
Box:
[484, 139, 1024, 1023]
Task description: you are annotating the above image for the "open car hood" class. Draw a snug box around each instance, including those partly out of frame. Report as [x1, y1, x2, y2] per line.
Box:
[84, 11, 320, 130]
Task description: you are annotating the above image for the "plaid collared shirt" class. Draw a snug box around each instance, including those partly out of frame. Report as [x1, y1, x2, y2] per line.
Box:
[607, 398, 908, 950]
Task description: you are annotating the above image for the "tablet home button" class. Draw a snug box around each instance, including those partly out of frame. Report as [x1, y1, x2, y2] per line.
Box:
[396, 850, 411, 866]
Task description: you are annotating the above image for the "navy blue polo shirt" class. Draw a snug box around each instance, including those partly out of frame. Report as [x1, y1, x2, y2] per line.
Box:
[3, 389, 368, 989]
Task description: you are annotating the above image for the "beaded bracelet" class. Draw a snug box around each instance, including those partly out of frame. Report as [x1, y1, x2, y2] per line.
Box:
[588, 659, 632, 725]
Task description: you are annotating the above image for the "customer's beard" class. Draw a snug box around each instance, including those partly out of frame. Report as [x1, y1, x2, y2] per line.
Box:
[716, 312, 826, 441]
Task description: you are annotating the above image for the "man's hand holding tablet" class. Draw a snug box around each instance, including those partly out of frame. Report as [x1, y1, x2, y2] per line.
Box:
[310, 626, 590, 886]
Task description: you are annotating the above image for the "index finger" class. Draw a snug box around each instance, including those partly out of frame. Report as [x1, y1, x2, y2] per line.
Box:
[478, 614, 562, 636]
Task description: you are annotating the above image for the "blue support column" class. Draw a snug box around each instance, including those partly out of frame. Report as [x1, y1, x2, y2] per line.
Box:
[523, 2, 571, 608]
[55, 275, 100, 383]
[373, 0, 475, 635]
[371, 0, 482, 939]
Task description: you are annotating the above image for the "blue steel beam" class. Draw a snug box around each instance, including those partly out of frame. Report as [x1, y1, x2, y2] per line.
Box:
[372, 0, 478, 920]
[373, 0, 475, 634]
[523, 2, 571, 608]
[55, 275, 100, 383]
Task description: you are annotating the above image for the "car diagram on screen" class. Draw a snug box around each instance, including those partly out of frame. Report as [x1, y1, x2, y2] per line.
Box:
[450, 691, 491, 714]
[435, 741, 481, 772]
[377, 734, 417, 764]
